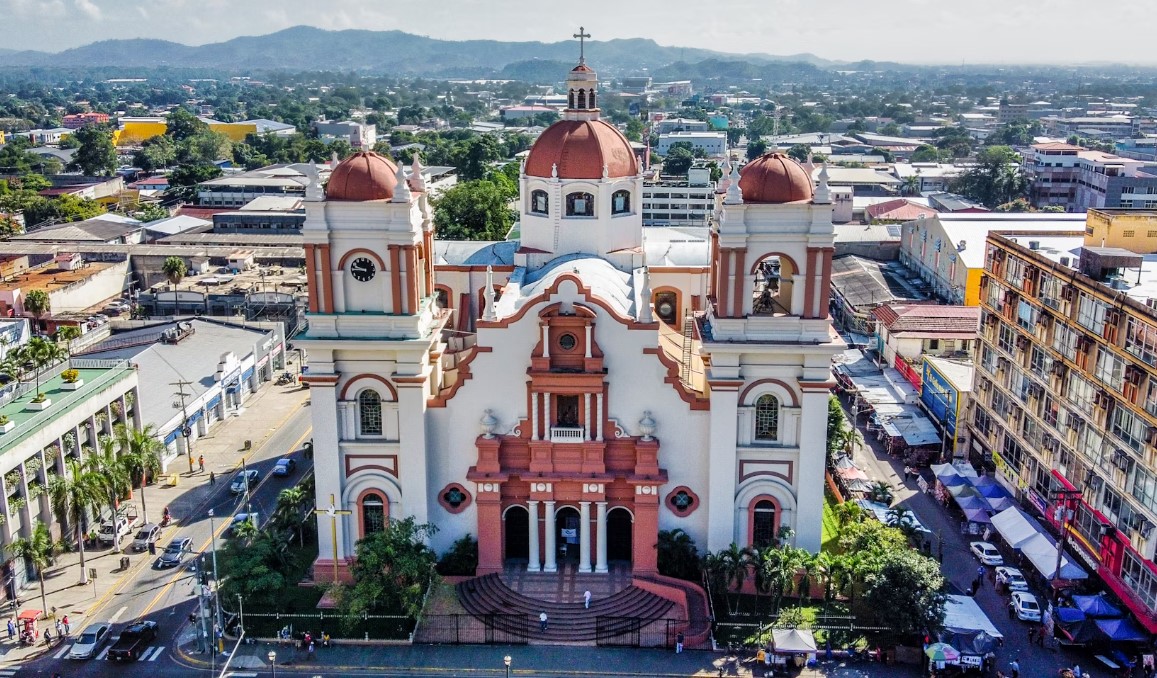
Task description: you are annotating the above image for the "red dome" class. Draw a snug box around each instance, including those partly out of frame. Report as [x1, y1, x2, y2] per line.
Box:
[525, 120, 638, 180]
[326, 151, 398, 201]
[738, 153, 814, 204]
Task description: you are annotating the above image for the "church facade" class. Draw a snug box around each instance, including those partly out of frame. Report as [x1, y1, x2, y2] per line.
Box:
[299, 57, 841, 582]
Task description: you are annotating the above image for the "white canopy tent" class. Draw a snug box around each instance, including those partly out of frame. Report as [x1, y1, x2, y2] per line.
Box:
[943, 594, 1003, 638]
[1019, 533, 1088, 580]
[990, 507, 1041, 549]
[772, 628, 817, 654]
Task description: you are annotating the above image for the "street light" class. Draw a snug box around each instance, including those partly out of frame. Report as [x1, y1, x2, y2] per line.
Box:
[504, 655, 512, 678]
[268, 650, 277, 678]
[208, 509, 223, 645]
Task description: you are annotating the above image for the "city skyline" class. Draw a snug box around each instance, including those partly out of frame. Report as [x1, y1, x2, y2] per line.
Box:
[6, 0, 1157, 66]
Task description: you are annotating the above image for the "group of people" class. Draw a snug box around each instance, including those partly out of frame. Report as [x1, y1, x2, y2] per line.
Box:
[6, 614, 69, 647]
[295, 629, 330, 660]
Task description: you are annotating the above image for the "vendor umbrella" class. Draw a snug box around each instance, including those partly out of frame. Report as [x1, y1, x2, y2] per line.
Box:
[925, 643, 961, 663]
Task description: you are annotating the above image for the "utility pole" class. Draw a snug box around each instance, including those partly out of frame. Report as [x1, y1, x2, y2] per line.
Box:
[171, 380, 195, 474]
[208, 509, 223, 644]
[1051, 488, 1083, 594]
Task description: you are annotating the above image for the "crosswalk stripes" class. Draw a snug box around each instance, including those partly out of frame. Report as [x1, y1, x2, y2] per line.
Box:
[52, 644, 72, 659]
[145, 645, 165, 661]
[0, 669, 17, 676]
[96, 645, 111, 660]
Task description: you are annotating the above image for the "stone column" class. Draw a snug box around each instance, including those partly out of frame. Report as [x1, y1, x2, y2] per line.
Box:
[531, 391, 539, 440]
[795, 388, 829, 552]
[578, 501, 592, 573]
[585, 324, 592, 358]
[595, 393, 603, 442]
[543, 392, 551, 436]
[541, 324, 550, 358]
[543, 501, 558, 573]
[595, 501, 608, 573]
[707, 381, 741, 552]
[526, 500, 541, 572]
[584, 393, 592, 440]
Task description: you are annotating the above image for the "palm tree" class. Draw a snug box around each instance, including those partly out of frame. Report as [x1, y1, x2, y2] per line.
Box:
[48, 459, 99, 584]
[867, 481, 894, 506]
[22, 337, 53, 397]
[8, 520, 58, 614]
[714, 543, 755, 616]
[886, 506, 923, 543]
[832, 500, 865, 528]
[86, 436, 132, 554]
[794, 549, 821, 603]
[162, 257, 187, 289]
[275, 486, 308, 547]
[900, 175, 921, 196]
[832, 427, 863, 458]
[230, 517, 259, 542]
[54, 325, 81, 359]
[760, 546, 801, 613]
[22, 289, 50, 326]
[115, 424, 163, 525]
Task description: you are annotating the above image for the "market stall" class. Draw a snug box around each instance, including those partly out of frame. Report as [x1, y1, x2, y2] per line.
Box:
[771, 628, 817, 669]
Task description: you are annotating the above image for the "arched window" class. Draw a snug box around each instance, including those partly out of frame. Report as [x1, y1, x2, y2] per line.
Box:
[566, 192, 595, 217]
[362, 493, 386, 535]
[531, 189, 549, 215]
[752, 500, 777, 549]
[589, 89, 597, 109]
[755, 394, 779, 441]
[612, 189, 631, 215]
[577, 88, 587, 109]
[654, 291, 678, 325]
[435, 288, 449, 309]
[359, 390, 383, 436]
[568, 90, 575, 109]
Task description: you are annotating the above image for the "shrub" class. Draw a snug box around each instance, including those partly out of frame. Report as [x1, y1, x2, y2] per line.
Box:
[61, 369, 79, 383]
[436, 534, 478, 576]
[0, 415, 10, 426]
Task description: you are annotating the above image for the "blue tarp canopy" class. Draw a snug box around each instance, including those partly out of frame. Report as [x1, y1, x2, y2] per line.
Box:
[1094, 617, 1148, 642]
[1072, 593, 1124, 619]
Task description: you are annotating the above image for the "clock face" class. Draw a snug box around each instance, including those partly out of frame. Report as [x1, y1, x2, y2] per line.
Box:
[350, 257, 376, 282]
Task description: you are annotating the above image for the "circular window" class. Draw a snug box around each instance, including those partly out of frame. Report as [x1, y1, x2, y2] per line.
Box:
[437, 483, 472, 514]
[665, 486, 700, 517]
[443, 487, 466, 509]
[671, 491, 693, 510]
[558, 333, 577, 351]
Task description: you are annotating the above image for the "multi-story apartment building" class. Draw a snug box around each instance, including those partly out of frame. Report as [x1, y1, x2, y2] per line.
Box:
[1026, 142, 1083, 208]
[61, 112, 110, 129]
[641, 168, 716, 226]
[1074, 151, 1157, 210]
[656, 131, 726, 158]
[968, 220, 1157, 633]
[1042, 115, 1141, 138]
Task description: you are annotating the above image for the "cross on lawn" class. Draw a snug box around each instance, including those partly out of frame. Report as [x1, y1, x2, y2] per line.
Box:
[574, 26, 591, 63]
[314, 494, 352, 585]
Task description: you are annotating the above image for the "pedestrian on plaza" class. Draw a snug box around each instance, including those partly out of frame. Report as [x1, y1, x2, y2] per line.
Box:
[904, 465, 912, 482]
[977, 565, 986, 582]
[675, 631, 684, 654]
[307, 641, 315, 660]
[322, 631, 330, 648]
[209, 471, 215, 485]
[6, 618, 12, 638]
[1038, 625, 1046, 647]
[1028, 626, 1036, 644]
[198, 455, 205, 473]
[43, 627, 51, 645]
[1074, 665, 1082, 677]
[539, 611, 548, 632]
[583, 590, 591, 609]
[62, 615, 69, 635]
[54, 619, 61, 638]
[1010, 659, 1020, 678]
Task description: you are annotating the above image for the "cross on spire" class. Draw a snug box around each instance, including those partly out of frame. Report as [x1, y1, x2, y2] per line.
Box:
[573, 26, 591, 64]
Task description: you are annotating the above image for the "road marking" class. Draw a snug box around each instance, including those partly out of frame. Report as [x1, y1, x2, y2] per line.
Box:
[0, 669, 16, 676]
[146, 645, 165, 661]
[224, 673, 258, 677]
[109, 604, 128, 623]
[97, 645, 111, 660]
[54, 644, 72, 659]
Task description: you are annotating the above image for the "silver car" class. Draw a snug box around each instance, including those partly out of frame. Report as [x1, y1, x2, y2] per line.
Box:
[68, 621, 111, 659]
[132, 523, 161, 551]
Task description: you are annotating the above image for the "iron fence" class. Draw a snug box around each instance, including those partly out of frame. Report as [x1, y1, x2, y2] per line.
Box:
[414, 614, 529, 645]
[595, 616, 683, 648]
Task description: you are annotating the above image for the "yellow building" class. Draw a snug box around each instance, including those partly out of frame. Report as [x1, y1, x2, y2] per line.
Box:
[1084, 209, 1157, 252]
[115, 117, 258, 146]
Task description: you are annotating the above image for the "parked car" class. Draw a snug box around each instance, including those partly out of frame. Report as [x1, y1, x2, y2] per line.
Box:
[230, 469, 259, 494]
[227, 513, 252, 536]
[68, 621, 112, 659]
[273, 458, 296, 476]
[98, 508, 140, 545]
[970, 541, 1004, 567]
[107, 620, 158, 661]
[995, 566, 1029, 592]
[1009, 591, 1042, 622]
[155, 537, 192, 569]
[131, 523, 161, 552]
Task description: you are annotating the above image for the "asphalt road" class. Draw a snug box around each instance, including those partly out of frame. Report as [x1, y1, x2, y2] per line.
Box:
[18, 405, 313, 678]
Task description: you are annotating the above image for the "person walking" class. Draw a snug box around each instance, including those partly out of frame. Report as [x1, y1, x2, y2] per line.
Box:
[676, 631, 684, 654]
[1009, 659, 1020, 678]
[62, 615, 69, 636]
[6, 618, 13, 639]
[976, 565, 986, 583]
[54, 619, 62, 638]
[307, 641, 315, 660]
[198, 455, 205, 473]
[209, 471, 216, 485]
[583, 590, 591, 609]
[539, 612, 548, 632]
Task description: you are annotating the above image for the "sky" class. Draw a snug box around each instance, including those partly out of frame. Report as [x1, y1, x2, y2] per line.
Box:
[3, 0, 1156, 65]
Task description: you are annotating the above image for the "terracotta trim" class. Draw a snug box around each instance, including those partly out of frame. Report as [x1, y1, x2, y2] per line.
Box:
[718, 248, 732, 318]
[691, 295, 701, 312]
[706, 379, 743, 391]
[435, 265, 517, 273]
[642, 347, 710, 410]
[339, 374, 398, 401]
[748, 252, 802, 277]
[436, 483, 473, 514]
[538, 301, 597, 320]
[458, 293, 472, 331]
[320, 244, 335, 314]
[745, 494, 783, 548]
[818, 249, 833, 317]
[355, 487, 391, 544]
[664, 485, 700, 518]
[476, 272, 659, 331]
[738, 378, 800, 407]
[300, 374, 339, 385]
[428, 345, 493, 408]
[389, 245, 403, 314]
[738, 460, 793, 484]
[305, 244, 319, 313]
[803, 248, 817, 319]
[394, 374, 428, 385]
[423, 233, 435, 297]
[406, 245, 420, 313]
[797, 379, 837, 390]
[732, 248, 746, 319]
[338, 247, 388, 271]
[344, 454, 400, 479]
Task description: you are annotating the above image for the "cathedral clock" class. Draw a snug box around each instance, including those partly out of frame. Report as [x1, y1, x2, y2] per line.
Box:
[350, 257, 376, 282]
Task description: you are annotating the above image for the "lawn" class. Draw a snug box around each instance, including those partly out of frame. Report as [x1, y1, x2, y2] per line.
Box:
[821, 491, 841, 553]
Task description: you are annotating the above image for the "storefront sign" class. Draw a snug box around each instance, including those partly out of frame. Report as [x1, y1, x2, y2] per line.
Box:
[1026, 488, 1048, 516]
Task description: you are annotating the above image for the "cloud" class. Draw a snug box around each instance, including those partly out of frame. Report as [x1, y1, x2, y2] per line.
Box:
[74, 0, 101, 20]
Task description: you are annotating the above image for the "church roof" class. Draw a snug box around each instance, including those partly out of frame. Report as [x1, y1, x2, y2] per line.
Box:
[524, 120, 638, 180]
[499, 255, 636, 319]
[434, 240, 518, 267]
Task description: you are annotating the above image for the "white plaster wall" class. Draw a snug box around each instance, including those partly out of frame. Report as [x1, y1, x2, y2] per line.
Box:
[48, 261, 130, 313]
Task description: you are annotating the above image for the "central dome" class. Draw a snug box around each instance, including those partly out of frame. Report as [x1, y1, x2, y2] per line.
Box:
[738, 152, 814, 204]
[326, 151, 399, 201]
[524, 120, 638, 180]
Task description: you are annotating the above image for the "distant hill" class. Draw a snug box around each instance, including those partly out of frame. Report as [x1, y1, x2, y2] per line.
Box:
[0, 26, 835, 76]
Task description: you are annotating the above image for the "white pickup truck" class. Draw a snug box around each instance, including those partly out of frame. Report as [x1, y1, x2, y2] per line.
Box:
[98, 506, 140, 545]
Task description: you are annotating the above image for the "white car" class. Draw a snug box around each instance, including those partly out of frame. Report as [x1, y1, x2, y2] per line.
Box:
[1009, 591, 1042, 622]
[68, 621, 111, 659]
[995, 566, 1029, 592]
[970, 541, 1004, 566]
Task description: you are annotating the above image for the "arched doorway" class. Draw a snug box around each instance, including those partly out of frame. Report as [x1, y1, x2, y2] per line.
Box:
[504, 506, 529, 562]
[607, 507, 633, 563]
[751, 500, 778, 549]
[556, 506, 580, 564]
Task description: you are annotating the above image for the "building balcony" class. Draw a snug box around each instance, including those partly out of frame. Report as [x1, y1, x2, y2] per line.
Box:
[549, 426, 585, 443]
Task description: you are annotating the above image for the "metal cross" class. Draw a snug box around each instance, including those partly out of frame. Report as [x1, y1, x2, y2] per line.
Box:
[573, 26, 591, 63]
[313, 494, 352, 585]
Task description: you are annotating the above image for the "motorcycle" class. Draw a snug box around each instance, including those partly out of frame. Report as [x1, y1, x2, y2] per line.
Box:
[160, 510, 172, 527]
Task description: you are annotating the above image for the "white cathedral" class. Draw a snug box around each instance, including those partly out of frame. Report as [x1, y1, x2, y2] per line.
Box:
[299, 53, 841, 582]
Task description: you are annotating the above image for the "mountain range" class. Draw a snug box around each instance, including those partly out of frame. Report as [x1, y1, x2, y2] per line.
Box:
[0, 26, 839, 77]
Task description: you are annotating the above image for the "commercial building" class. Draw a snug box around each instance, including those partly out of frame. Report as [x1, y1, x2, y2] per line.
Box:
[311, 120, 376, 149]
[212, 196, 306, 235]
[892, 163, 966, 194]
[196, 164, 328, 208]
[61, 113, 110, 129]
[1074, 151, 1157, 210]
[655, 118, 710, 135]
[869, 303, 979, 390]
[656, 131, 726, 158]
[968, 221, 1157, 633]
[641, 168, 716, 226]
[1042, 115, 1141, 139]
[1026, 142, 1083, 209]
[920, 356, 973, 459]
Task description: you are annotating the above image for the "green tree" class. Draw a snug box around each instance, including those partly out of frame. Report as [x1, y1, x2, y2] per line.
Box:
[115, 423, 163, 525]
[879, 122, 902, 136]
[165, 108, 208, 142]
[455, 136, 502, 182]
[274, 486, 308, 547]
[995, 198, 1035, 213]
[218, 531, 294, 608]
[346, 517, 438, 620]
[714, 543, 755, 615]
[432, 180, 515, 241]
[8, 520, 58, 614]
[68, 125, 117, 176]
[900, 175, 922, 197]
[863, 549, 946, 635]
[663, 143, 695, 176]
[162, 256, 187, 288]
[48, 459, 100, 584]
[910, 145, 942, 163]
[0, 214, 23, 238]
[826, 396, 848, 465]
[178, 130, 232, 165]
[625, 118, 646, 143]
[86, 436, 132, 554]
[950, 145, 1027, 208]
[436, 535, 478, 576]
[786, 144, 812, 163]
[656, 529, 701, 582]
[131, 135, 177, 172]
[167, 163, 222, 188]
[746, 139, 768, 161]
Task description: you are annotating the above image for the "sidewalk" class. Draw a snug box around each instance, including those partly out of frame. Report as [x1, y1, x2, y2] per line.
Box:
[0, 370, 311, 667]
[179, 637, 921, 677]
